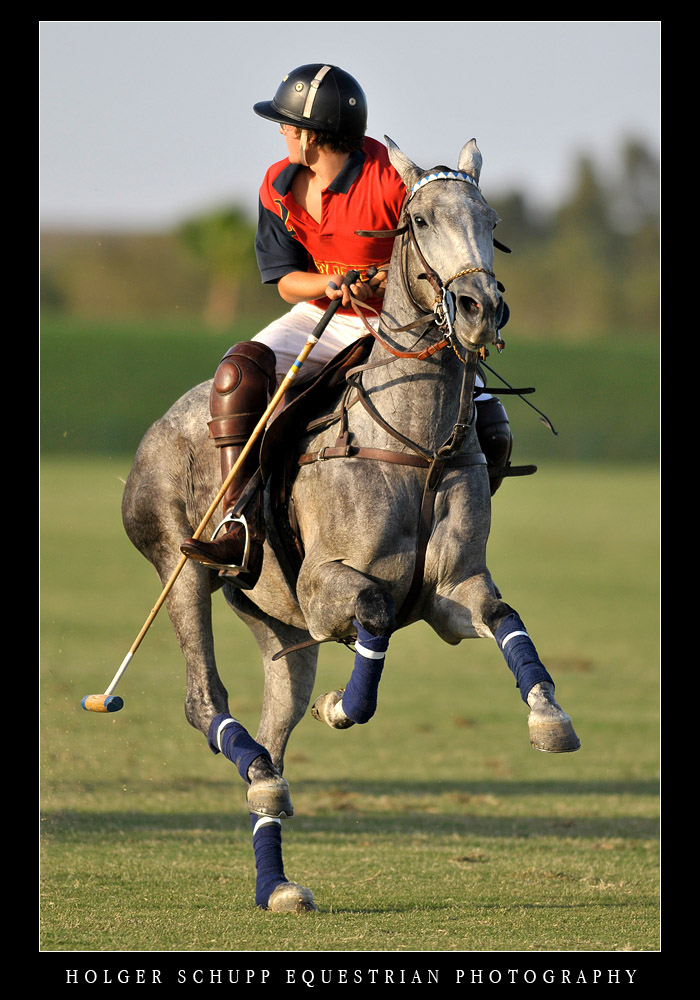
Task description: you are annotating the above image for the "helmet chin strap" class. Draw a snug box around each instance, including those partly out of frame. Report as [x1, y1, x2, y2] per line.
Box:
[299, 129, 310, 167]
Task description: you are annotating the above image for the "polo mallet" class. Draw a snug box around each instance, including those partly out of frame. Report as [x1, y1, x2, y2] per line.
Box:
[81, 271, 361, 714]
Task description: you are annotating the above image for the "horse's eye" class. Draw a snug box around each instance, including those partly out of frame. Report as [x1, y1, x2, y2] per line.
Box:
[413, 215, 428, 228]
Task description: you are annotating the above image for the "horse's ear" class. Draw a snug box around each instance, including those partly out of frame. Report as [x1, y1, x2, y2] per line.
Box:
[458, 139, 482, 184]
[385, 136, 422, 190]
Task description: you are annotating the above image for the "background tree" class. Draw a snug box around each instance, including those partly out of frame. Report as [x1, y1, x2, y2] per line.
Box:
[178, 206, 259, 329]
[41, 138, 659, 339]
[491, 140, 659, 339]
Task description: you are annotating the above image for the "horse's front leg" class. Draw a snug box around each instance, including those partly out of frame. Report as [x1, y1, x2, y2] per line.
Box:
[298, 560, 396, 730]
[428, 576, 581, 753]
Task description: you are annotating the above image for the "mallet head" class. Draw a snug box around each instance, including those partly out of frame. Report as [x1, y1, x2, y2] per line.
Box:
[81, 694, 124, 713]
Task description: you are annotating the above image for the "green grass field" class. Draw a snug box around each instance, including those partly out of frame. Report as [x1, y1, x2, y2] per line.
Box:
[40, 456, 659, 955]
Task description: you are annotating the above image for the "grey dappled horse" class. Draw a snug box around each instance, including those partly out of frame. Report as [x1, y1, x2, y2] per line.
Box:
[122, 138, 580, 912]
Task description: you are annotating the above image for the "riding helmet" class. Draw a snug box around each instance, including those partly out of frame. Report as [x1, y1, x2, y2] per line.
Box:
[253, 64, 368, 139]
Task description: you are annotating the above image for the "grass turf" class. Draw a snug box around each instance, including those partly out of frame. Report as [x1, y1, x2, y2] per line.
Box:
[40, 457, 659, 954]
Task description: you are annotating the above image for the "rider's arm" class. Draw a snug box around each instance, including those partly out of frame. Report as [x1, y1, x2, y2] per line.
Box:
[277, 271, 383, 307]
[276, 271, 336, 305]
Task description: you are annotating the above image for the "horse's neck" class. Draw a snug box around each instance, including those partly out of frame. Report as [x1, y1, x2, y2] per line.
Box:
[359, 284, 477, 457]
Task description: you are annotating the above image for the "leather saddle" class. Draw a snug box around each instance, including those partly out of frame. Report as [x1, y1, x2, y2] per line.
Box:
[259, 334, 375, 595]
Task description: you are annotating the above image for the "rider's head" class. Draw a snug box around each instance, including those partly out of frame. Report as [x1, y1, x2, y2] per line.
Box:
[253, 64, 367, 161]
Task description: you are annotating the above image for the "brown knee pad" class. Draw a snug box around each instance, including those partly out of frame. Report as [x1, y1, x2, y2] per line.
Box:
[208, 341, 277, 446]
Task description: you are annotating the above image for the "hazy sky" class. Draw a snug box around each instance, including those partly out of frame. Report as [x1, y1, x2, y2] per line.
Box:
[39, 20, 660, 230]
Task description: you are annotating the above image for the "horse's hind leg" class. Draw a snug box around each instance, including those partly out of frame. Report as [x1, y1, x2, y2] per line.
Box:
[124, 489, 311, 911]
[147, 555, 290, 799]
[429, 577, 580, 753]
[223, 586, 320, 912]
[160, 571, 316, 912]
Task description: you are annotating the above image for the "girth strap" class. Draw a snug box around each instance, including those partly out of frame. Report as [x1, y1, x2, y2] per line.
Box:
[298, 443, 534, 480]
[298, 444, 487, 471]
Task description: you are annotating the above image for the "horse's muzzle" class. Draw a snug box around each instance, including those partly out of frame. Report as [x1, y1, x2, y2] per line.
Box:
[454, 284, 502, 348]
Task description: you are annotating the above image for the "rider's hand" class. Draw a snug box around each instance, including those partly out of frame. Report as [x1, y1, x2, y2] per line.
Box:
[325, 269, 388, 306]
[367, 269, 388, 299]
[325, 279, 357, 307]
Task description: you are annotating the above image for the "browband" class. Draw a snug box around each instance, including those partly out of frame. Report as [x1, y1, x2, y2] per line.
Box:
[410, 170, 480, 196]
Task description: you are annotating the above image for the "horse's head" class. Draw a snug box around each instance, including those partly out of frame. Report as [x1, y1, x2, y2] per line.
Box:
[386, 137, 505, 352]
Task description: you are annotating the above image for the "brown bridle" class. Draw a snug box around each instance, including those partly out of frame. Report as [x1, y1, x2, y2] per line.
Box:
[353, 173, 508, 361]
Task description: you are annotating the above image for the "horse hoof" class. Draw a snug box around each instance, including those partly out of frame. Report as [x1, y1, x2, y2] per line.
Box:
[526, 682, 581, 753]
[266, 882, 317, 913]
[528, 717, 581, 753]
[311, 690, 355, 730]
[246, 776, 294, 818]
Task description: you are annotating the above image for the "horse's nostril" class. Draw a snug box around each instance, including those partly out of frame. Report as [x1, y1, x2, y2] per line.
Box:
[458, 295, 481, 321]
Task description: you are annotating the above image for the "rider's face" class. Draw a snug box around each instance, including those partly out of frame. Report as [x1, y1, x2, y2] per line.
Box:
[280, 123, 300, 152]
[279, 123, 311, 165]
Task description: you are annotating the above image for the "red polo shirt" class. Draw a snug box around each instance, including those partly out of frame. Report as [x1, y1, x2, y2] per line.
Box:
[255, 136, 406, 314]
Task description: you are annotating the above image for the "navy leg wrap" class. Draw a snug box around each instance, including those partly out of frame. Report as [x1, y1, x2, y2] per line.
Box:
[494, 613, 554, 703]
[250, 814, 287, 909]
[207, 713, 271, 782]
[342, 620, 390, 724]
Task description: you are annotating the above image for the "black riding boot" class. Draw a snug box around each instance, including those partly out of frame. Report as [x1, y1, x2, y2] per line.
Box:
[180, 341, 277, 589]
[475, 396, 513, 496]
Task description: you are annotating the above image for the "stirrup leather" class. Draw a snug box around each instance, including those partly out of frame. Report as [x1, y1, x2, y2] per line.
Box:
[211, 511, 251, 571]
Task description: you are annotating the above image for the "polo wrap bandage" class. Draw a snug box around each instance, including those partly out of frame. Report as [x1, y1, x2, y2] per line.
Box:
[494, 613, 553, 703]
[207, 713, 271, 782]
[341, 620, 390, 724]
[250, 814, 286, 909]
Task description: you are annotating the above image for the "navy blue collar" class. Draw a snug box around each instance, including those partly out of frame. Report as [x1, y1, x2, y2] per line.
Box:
[272, 148, 367, 197]
[271, 161, 298, 196]
[328, 149, 366, 193]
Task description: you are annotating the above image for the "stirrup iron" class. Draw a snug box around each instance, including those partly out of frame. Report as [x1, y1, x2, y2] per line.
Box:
[211, 511, 251, 571]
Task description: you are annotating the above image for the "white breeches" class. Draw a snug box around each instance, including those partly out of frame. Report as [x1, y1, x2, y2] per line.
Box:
[253, 303, 376, 383]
